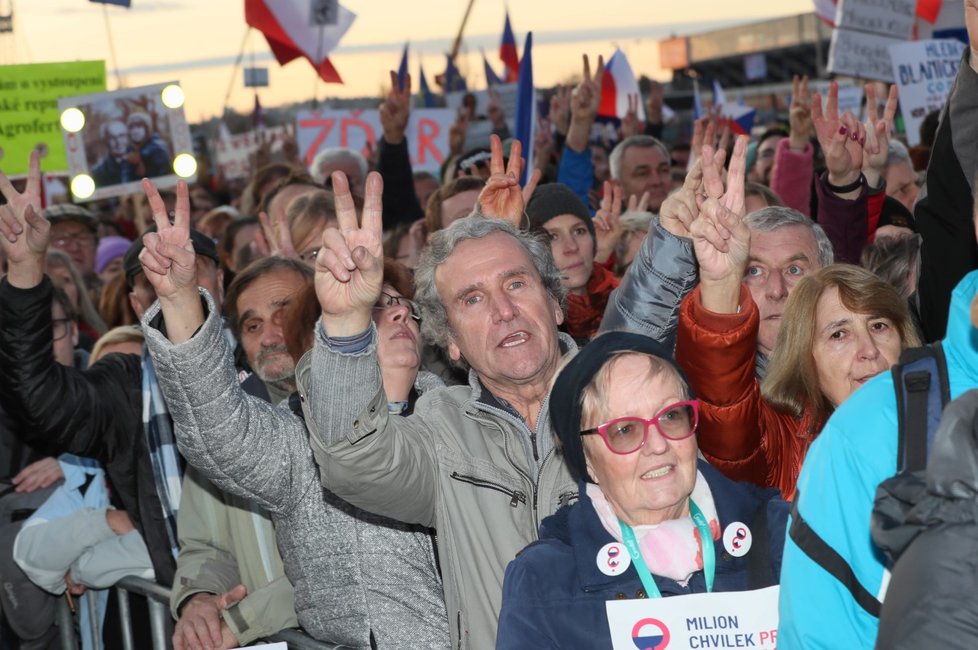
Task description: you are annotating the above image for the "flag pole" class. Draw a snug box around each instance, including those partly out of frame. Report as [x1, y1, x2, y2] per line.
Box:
[221, 27, 251, 117]
[448, 0, 476, 62]
[312, 26, 325, 110]
[101, 4, 125, 88]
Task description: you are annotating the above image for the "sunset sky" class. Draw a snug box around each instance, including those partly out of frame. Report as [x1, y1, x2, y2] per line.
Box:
[2, 0, 815, 121]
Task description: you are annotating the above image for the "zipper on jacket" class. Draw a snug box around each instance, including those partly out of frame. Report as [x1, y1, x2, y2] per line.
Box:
[450, 472, 527, 507]
[456, 611, 462, 650]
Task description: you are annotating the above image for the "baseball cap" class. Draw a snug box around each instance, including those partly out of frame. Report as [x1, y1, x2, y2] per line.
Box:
[123, 226, 221, 287]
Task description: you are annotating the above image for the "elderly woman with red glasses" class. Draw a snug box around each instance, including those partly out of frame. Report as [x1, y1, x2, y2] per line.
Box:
[496, 332, 790, 648]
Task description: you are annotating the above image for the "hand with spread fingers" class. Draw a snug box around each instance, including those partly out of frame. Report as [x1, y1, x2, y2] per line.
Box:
[476, 134, 539, 227]
[257, 209, 299, 260]
[862, 83, 898, 189]
[593, 181, 624, 263]
[619, 94, 641, 140]
[314, 171, 385, 337]
[658, 149, 723, 239]
[690, 136, 751, 314]
[788, 74, 814, 151]
[138, 179, 197, 302]
[0, 150, 49, 287]
[812, 81, 867, 190]
[380, 70, 412, 145]
[566, 54, 604, 153]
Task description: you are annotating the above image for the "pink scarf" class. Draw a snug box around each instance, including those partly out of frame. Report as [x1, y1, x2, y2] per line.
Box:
[587, 471, 721, 585]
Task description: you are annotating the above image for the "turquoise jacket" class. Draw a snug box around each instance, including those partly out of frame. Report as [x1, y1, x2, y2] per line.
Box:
[778, 270, 978, 648]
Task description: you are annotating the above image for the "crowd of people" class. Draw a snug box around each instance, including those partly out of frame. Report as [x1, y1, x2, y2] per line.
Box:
[2, 4, 978, 648]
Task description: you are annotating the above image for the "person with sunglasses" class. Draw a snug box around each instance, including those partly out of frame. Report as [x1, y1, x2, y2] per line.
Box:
[496, 332, 789, 648]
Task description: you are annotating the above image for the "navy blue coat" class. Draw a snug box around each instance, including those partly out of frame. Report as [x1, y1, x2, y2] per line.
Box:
[496, 461, 788, 648]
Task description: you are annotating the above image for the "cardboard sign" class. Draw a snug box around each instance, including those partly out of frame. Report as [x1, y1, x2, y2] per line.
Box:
[295, 108, 453, 174]
[243, 67, 269, 88]
[0, 61, 106, 176]
[607, 586, 779, 650]
[58, 82, 194, 202]
[828, 0, 916, 81]
[213, 126, 291, 180]
[890, 38, 966, 146]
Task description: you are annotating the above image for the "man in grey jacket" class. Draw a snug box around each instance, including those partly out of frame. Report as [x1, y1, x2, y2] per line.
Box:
[300, 164, 584, 648]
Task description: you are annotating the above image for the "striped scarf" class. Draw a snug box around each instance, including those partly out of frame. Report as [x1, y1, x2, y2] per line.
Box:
[141, 347, 183, 559]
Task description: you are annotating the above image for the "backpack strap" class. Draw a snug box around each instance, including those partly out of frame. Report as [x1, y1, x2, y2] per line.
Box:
[788, 495, 881, 617]
[893, 342, 950, 473]
[746, 501, 772, 590]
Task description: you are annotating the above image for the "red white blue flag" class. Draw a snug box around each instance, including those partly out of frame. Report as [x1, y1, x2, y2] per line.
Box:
[598, 49, 646, 122]
[500, 12, 519, 83]
[514, 31, 535, 185]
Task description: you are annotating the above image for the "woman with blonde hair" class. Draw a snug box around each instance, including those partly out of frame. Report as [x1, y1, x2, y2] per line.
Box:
[46, 249, 107, 344]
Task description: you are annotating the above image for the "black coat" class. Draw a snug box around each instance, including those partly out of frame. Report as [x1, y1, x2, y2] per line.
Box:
[0, 277, 176, 586]
[873, 389, 978, 649]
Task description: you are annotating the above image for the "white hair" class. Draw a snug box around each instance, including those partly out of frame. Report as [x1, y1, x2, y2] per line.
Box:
[310, 147, 368, 185]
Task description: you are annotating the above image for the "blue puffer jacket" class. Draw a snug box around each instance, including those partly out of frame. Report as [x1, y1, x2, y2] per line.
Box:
[779, 270, 978, 649]
[496, 460, 788, 648]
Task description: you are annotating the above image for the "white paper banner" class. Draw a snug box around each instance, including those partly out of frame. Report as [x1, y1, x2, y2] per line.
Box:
[295, 108, 454, 174]
[828, 0, 916, 81]
[889, 38, 966, 146]
[213, 125, 291, 180]
[607, 586, 779, 650]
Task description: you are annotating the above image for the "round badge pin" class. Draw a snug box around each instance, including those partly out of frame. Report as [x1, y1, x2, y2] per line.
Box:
[596, 542, 631, 576]
[722, 521, 752, 557]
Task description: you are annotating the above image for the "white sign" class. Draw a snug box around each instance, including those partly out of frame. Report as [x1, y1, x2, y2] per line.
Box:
[890, 38, 966, 146]
[834, 0, 915, 40]
[812, 83, 864, 119]
[213, 125, 291, 180]
[607, 586, 779, 650]
[829, 0, 916, 81]
[295, 108, 453, 174]
[243, 67, 269, 88]
[445, 83, 519, 150]
[828, 30, 906, 81]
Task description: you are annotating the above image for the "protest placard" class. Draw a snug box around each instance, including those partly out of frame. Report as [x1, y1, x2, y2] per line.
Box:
[213, 126, 291, 180]
[445, 84, 519, 150]
[295, 108, 453, 174]
[890, 38, 966, 145]
[58, 82, 195, 202]
[828, 0, 916, 81]
[0, 61, 106, 176]
[607, 586, 780, 650]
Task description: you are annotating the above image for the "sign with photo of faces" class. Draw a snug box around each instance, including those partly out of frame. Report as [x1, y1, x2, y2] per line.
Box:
[57, 82, 195, 202]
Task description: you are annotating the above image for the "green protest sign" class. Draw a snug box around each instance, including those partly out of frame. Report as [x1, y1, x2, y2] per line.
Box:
[0, 61, 106, 175]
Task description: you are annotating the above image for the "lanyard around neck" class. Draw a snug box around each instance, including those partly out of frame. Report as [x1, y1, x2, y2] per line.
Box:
[617, 500, 716, 598]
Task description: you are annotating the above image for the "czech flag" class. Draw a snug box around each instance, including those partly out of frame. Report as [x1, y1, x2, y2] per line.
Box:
[418, 63, 437, 108]
[514, 31, 535, 185]
[483, 49, 504, 87]
[439, 54, 467, 92]
[245, 0, 356, 83]
[598, 49, 646, 122]
[396, 43, 409, 91]
[500, 11, 519, 83]
[720, 103, 756, 136]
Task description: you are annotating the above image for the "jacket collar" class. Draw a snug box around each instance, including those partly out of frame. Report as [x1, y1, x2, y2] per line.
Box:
[560, 460, 775, 593]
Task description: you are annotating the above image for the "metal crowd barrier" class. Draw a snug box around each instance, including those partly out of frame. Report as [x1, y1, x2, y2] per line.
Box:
[54, 575, 348, 650]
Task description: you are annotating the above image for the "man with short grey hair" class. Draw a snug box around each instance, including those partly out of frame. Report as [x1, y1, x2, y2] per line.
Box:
[609, 134, 672, 211]
[299, 171, 578, 649]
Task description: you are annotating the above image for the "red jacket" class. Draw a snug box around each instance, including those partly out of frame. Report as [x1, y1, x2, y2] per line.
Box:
[675, 285, 818, 501]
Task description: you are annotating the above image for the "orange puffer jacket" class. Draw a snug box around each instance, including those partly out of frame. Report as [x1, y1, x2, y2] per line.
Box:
[675, 285, 818, 501]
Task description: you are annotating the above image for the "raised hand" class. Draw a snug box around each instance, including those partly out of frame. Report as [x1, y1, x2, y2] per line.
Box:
[659, 150, 722, 239]
[788, 75, 813, 151]
[549, 85, 571, 136]
[627, 191, 651, 214]
[314, 171, 384, 336]
[690, 137, 750, 292]
[257, 209, 300, 260]
[0, 150, 49, 277]
[593, 181, 624, 263]
[566, 54, 604, 152]
[646, 81, 664, 126]
[812, 81, 866, 187]
[862, 83, 898, 188]
[619, 94, 641, 140]
[487, 87, 506, 130]
[138, 179, 196, 302]
[476, 134, 530, 227]
[449, 106, 469, 156]
[380, 70, 412, 145]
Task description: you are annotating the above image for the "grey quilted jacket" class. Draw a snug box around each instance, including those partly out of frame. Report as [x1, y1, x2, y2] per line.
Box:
[142, 294, 449, 649]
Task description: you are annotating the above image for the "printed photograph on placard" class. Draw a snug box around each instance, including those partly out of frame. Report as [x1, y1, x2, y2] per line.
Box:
[58, 82, 195, 203]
